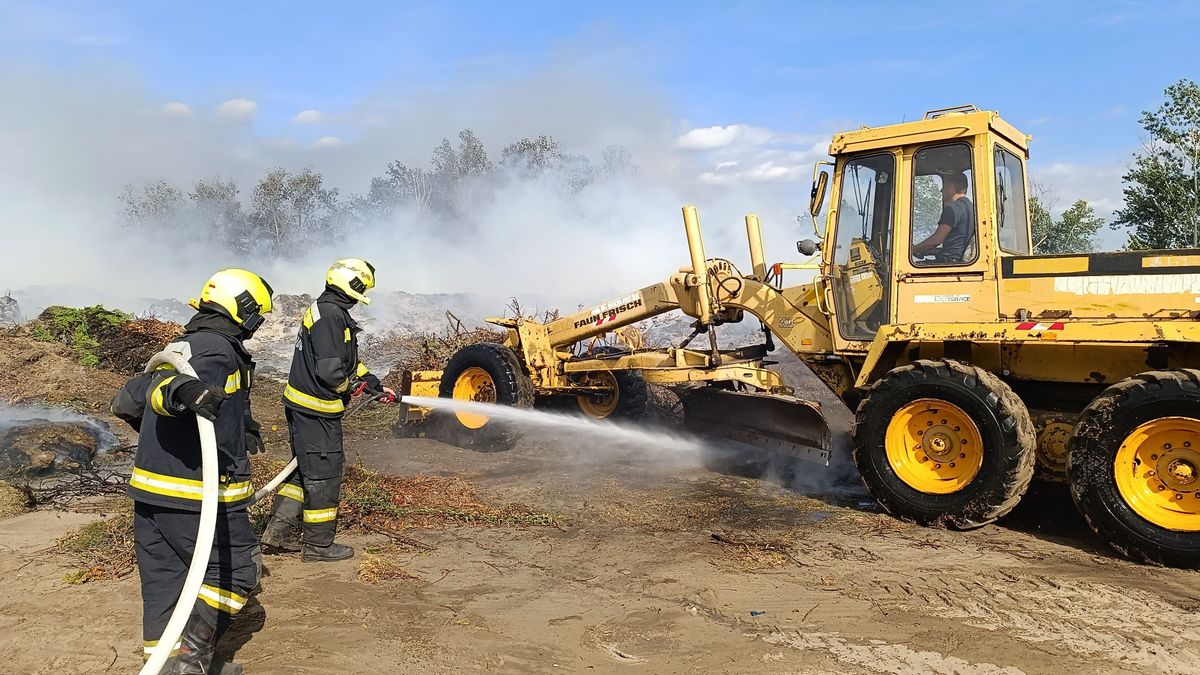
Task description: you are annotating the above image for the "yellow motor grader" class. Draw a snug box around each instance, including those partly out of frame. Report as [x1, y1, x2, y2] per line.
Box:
[399, 105, 1200, 568]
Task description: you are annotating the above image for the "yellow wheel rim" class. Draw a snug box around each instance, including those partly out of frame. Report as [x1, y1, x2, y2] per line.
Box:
[885, 398, 984, 494]
[451, 367, 495, 430]
[577, 371, 619, 419]
[1114, 417, 1200, 532]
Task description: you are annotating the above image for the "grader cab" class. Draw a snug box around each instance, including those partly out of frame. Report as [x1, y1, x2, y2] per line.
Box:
[400, 105, 1200, 568]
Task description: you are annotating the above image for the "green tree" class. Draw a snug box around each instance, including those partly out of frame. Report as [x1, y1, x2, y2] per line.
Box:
[1034, 198, 1103, 253]
[247, 167, 341, 252]
[118, 180, 184, 230]
[1114, 79, 1200, 249]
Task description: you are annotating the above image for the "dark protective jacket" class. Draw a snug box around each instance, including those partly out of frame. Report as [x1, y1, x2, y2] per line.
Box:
[114, 313, 257, 511]
[282, 288, 381, 418]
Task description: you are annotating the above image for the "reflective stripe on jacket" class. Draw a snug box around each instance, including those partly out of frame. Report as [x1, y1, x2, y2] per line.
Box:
[282, 289, 377, 418]
[125, 324, 255, 511]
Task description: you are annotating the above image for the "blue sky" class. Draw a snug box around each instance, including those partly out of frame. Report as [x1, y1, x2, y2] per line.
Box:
[4, 0, 1194, 160]
[1, 0, 1198, 286]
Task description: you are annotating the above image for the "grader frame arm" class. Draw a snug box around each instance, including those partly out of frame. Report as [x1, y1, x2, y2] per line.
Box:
[491, 206, 837, 397]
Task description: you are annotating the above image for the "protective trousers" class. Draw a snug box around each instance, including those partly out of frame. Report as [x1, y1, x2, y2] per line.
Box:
[269, 408, 346, 547]
[134, 501, 259, 660]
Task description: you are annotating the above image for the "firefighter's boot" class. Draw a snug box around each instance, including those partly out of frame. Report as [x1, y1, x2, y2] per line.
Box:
[302, 541, 354, 563]
[260, 494, 302, 553]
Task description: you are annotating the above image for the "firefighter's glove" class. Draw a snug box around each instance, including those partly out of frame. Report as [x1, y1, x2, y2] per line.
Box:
[245, 418, 265, 455]
[174, 379, 226, 421]
[358, 374, 396, 404]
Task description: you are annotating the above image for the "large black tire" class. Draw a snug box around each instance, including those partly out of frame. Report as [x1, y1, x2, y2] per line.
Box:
[434, 343, 534, 452]
[853, 359, 1036, 528]
[1069, 370, 1200, 568]
[572, 346, 648, 422]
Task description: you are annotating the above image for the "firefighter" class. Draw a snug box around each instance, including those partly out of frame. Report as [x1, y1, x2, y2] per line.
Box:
[112, 268, 273, 675]
[260, 258, 394, 562]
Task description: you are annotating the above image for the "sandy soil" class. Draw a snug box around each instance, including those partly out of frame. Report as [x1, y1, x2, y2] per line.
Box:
[2, 417, 1199, 675]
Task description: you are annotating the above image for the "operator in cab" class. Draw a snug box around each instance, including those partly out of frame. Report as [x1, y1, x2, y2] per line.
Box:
[912, 172, 975, 263]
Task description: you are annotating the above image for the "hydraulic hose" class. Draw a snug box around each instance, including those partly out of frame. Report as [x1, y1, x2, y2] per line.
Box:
[139, 350, 218, 675]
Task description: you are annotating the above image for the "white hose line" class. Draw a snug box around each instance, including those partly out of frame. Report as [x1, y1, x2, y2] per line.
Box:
[140, 349, 219, 675]
[247, 394, 382, 504]
[251, 458, 297, 504]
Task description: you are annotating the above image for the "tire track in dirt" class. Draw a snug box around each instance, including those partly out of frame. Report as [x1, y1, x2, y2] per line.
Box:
[857, 569, 1200, 671]
[762, 630, 1026, 675]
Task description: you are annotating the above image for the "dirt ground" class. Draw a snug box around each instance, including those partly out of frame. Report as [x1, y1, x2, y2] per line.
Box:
[2, 412, 1199, 675]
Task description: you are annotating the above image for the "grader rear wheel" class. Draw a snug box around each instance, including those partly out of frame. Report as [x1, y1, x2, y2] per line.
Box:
[853, 359, 1036, 528]
[1069, 370, 1200, 568]
[572, 356, 648, 421]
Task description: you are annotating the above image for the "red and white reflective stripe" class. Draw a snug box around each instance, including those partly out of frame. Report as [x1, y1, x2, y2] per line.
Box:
[593, 313, 617, 326]
[1016, 321, 1065, 331]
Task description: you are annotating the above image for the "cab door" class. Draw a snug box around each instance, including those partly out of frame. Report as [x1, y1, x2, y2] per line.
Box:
[826, 152, 897, 350]
[892, 139, 999, 324]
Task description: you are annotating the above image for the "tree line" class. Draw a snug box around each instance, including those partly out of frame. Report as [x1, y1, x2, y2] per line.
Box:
[120, 79, 1199, 256]
[118, 130, 637, 255]
[1035, 78, 1199, 253]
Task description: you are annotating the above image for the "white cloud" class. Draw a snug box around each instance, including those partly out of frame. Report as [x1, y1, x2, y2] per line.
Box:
[161, 102, 192, 118]
[677, 124, 775, 151]
[1032, 160, 1129, 248]
[1034, 161, 1126, 217]
[313, 136, 344, 149]
[695, 141, 828, 186]
[216, 98, 257, 121]
[293, 109, 324, 124]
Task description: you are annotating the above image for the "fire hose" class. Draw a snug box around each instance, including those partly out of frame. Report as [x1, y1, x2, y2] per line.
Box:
[139, 347, 388, 675]
[138, 349, 216, 675]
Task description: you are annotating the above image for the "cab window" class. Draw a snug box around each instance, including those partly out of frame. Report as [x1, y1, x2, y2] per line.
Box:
[910, 143, 977, 267]
[994, 146, 1030, 254]
[831, 153, 895, 340]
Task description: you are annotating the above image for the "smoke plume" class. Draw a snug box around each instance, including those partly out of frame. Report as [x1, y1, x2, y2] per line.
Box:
[0, 61, 825, 319]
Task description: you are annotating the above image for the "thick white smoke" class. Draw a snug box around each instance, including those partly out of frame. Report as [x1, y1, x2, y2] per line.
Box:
[0, 61, 827, 318]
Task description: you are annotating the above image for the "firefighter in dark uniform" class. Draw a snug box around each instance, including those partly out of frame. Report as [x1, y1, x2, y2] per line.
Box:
[112, 268, 273, 675]
[260, 258, 394, 562]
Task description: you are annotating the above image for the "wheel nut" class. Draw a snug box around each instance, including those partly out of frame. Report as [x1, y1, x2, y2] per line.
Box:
[960, 453, 967, 458]
[935, 464, 942, 469]
[949, 462, 956, 468]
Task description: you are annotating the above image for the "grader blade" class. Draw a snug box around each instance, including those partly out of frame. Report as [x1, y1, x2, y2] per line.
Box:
[679, 388, 832, 465]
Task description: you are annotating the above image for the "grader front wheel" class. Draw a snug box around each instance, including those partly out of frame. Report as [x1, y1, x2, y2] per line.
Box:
[1069, 370, 1200, 568]
[853, 360, 1036, 528]
[434, 343, 534, 452]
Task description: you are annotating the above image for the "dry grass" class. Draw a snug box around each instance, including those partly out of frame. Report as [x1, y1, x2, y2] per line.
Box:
[708, 531, 814, 571]
[53, 457, 558, 584]
[356, 551, 420, 584]
[339, 465, 560, 531]
[56, 507, 136, 584]
[0, 480, 33, 519]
